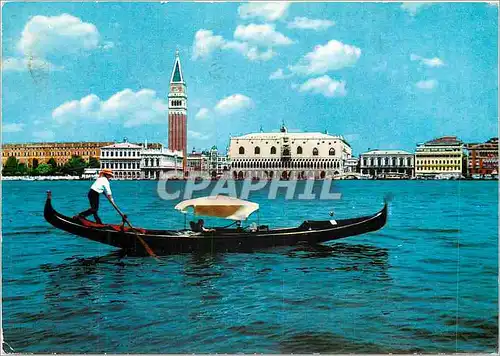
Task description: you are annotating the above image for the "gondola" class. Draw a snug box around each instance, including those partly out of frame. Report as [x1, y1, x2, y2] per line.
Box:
[44, 191, 388, 256]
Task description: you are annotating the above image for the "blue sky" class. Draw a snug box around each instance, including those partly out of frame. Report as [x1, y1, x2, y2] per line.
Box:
[2, 2, 498, 156]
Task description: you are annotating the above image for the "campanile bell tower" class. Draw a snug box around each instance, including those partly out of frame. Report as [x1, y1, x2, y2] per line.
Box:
[168, 50, 187, 172]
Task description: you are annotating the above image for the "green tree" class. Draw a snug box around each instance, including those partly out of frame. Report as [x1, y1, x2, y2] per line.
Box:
[88, 156, 100, 168]
[2, 156, 18, 176]
[62, 155, 87, 176]
[16, 163, 28, 175]
[47, 157, 57, 168]
[35, 163, 52, 175]
[47, 158, 58, 175]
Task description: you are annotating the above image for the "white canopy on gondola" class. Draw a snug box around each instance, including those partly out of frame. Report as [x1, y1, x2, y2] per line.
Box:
[174, 195, 259, 220]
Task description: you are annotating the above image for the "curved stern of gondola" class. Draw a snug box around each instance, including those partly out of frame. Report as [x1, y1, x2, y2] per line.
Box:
[44, 191, 139, 251]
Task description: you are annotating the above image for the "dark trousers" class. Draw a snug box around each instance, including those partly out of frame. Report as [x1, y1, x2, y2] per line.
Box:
[79, 189, 103, 224]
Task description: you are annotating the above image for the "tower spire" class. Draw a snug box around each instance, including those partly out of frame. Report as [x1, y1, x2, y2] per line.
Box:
[170, 50, 184, 83]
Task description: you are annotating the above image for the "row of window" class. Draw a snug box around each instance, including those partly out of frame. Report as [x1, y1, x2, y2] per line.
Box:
[418, 160, 461, 165]
[233, 157, 339, 162]
[3, 151, 98, 157]
[114, 171, 141, 178]
[143, 158, 161, 167]
[363, 157, 413, 166]
[237, 140, 338, 145]
[144, 171, 160, 179]
[231, 170, 341, 179]
[239, 146, 336, 156]
[471, 151, 497, 157]
[417, 166, 461, 171]
[102, 150, 139, 157]
[103, 160, 182, 169]
[416, 154, 462, 158]
[171, 100, 184, 107]
[102, 162, 140, 170]
[231, 160, 342, 169]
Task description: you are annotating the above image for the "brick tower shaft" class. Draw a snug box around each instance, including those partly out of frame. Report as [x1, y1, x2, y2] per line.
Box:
[168, 50, 187, 173]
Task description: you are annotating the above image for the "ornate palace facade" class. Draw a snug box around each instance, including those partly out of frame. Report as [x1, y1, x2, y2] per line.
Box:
[229, 126, 352, 179]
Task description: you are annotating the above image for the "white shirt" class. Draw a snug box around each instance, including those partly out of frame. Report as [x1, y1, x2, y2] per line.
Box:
[91, 177, 112, 195]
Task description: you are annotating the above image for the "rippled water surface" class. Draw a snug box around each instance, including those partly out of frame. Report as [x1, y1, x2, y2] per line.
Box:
[2, 180, 498, 353]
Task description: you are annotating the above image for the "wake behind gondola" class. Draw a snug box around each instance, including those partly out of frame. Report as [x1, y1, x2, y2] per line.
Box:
[44, 191, 388, 256]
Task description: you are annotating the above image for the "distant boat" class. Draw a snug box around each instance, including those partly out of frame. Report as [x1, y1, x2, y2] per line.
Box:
[379, 173, 409, 180]
[44, 192, 388, 256]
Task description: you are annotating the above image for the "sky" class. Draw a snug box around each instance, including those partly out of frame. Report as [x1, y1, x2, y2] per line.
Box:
[2, 1, 498, 156]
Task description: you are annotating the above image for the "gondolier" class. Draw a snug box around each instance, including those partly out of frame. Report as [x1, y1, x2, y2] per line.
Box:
[76, 168, 114, 224]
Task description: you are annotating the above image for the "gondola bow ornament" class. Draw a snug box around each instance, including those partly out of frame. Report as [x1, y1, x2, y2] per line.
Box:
[174, 195, 259, 220]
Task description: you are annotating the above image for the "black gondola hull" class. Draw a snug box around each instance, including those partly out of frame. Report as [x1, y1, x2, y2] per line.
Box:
[44, 192, 388, 255]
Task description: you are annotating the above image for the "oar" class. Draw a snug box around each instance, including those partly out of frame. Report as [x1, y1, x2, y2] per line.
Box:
[105, 195, 158, 259]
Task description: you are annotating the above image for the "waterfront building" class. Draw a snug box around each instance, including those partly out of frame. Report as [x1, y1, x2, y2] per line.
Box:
[415, 136, 466, 178]
[1, 141, 113, 167]
[187, 150, 209, 177]
[168, 50, 187, 172]
[100, 142, 143, 179]
[360, 150, 414, 178]
[141, 147, 183, 179]
[228, 126, 352, 179]
[100, 140, 182, 180]
[186, 146, 230, 178]
[207, 146, 230, 178]
[344, 157, 359, 173]
[465, 137, 498, 177]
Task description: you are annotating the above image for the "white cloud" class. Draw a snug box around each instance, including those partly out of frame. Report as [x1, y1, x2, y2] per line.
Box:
[214, 94, 253, 115]
[195, 108, 211, 120]
[238, 2, 290, 21]
[33, 130, 56, 141]
[4, 14, 111, 75]
[2, 57, 62, 72]
[192, 28, 281, 61]
[3, 123, 25, 133]
[188, 130, 211, 140]
[242, 47, 276, 61]
[400, 2, 433, 16]
[415, 79, 438, 90]
[192, 29, 226, 60]
[269, 68, 294, 80]
[289, 40, 361, 75]
[410, 54, 444, 67]
[223, 41, 276, 61]
[18, 14, 105, 57]
[52, 89, 169, 127]
[294, 75, 347, 98]
[234, 24, 293, 46]
[287, 17, 335, 31]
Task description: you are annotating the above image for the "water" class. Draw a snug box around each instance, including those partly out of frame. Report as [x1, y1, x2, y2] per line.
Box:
[2, 180, 498, 353]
